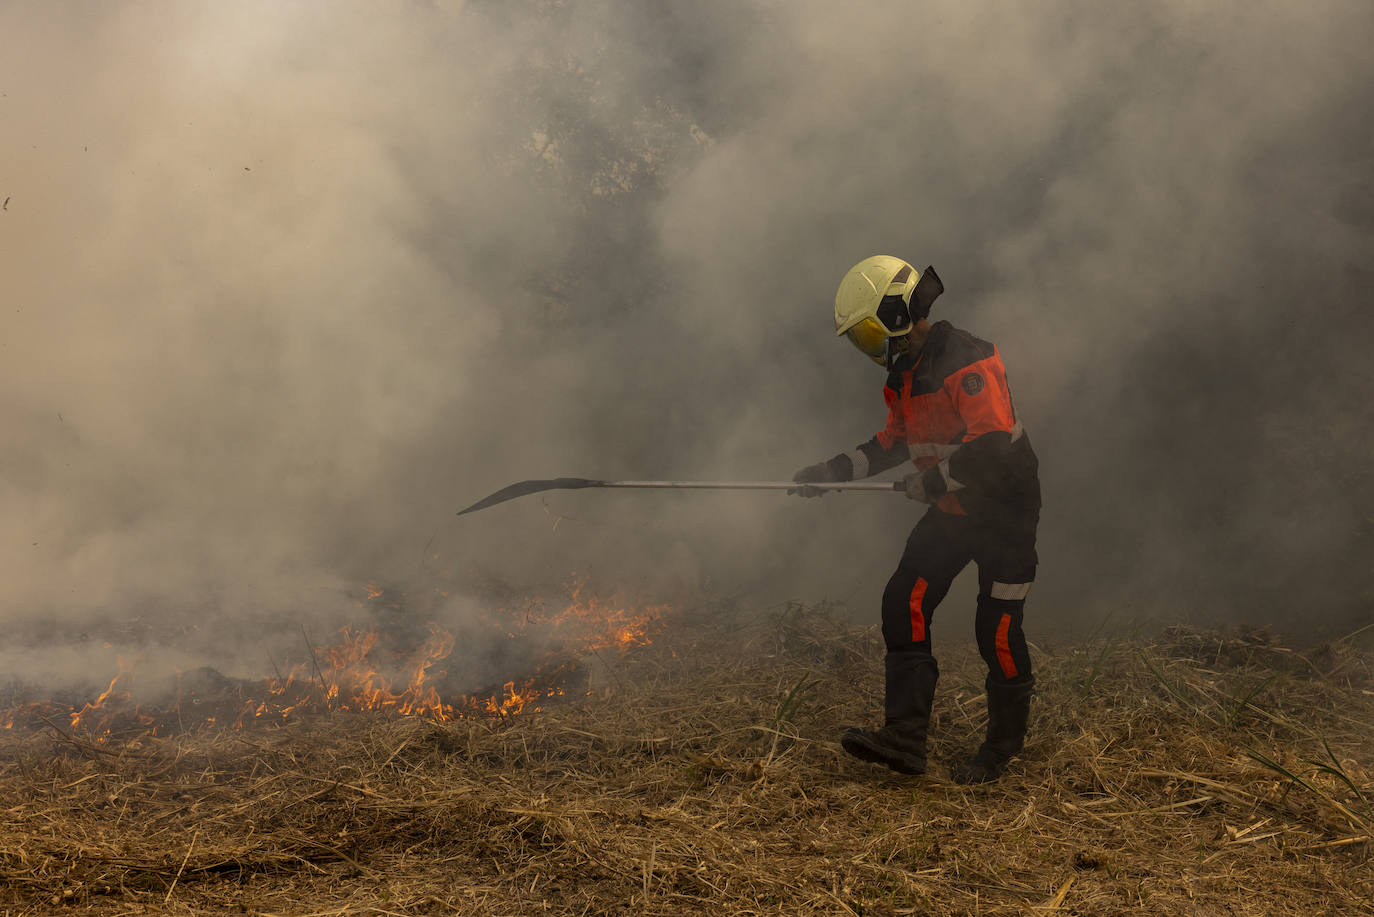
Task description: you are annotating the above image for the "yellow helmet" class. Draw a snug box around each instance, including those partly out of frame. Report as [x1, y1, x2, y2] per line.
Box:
[834, 256, 943, 366]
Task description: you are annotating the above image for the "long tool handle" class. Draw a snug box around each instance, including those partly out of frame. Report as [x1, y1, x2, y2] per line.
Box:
[603, 480, 901, 491]
[456, 477, 902, 516]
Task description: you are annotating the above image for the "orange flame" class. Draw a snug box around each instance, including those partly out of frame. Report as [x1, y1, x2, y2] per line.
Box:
[2, 582, 665, 738]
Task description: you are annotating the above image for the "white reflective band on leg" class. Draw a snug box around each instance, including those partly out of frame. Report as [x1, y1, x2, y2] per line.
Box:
[990, 582, 1032, 600]
[845, 449, 869, 480]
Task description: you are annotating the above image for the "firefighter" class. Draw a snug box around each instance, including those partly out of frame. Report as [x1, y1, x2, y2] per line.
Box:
[792, 256, 1041, 784]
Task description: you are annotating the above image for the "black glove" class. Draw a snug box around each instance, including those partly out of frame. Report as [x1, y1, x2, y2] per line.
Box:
[789, 461, 833, 498]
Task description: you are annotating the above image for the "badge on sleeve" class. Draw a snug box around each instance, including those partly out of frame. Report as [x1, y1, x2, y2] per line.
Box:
[961, 372, 985, 395]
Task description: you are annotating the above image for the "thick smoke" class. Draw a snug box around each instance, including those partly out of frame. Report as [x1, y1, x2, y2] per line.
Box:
[2, 1, 1371, 685]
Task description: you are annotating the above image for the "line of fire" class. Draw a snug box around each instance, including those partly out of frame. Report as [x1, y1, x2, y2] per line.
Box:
[1, 581, 665, 739]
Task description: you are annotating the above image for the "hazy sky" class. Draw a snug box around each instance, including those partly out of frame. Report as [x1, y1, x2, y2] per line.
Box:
[2, 1, 1371, 680]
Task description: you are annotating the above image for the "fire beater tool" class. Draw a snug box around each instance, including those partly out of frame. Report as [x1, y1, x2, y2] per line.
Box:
[457, 478, 905, 516]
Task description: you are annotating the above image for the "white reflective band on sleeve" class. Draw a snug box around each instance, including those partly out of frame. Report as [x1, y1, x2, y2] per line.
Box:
[990, 582, 1032, 600]
[845, 449, 870, 480]
[937, 460, 965, 493]
[1009, 421, 1025, 442]
[908, 442, 961, 461]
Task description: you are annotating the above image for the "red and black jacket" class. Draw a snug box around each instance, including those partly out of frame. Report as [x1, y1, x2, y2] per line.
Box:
[825, 321, 1040, 514]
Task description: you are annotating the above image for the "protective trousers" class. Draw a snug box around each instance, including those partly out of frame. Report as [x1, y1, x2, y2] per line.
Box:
[880, 505, 1038, 687]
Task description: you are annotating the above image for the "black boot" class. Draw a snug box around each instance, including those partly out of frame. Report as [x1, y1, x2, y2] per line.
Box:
[842, 653, 938, 775]
[950, 676, 1034, 784]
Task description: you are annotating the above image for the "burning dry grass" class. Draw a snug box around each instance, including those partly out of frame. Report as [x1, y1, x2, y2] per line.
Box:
[1, 603, 1371, 915]
[2, 583, 664, 735]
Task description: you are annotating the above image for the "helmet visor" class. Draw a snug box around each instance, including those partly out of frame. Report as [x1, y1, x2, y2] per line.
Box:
[845, 317, 889, 361]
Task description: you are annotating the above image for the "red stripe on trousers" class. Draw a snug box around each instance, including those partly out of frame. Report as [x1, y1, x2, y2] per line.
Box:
[995, 613, 1018, 678]
[909, 578, 928, 642]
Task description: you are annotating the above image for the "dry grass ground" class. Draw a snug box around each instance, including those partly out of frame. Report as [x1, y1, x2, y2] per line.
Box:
[1, 602, 1371, 915]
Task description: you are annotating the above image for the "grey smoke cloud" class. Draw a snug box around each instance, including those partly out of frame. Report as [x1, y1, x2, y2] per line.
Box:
[655, 0, 1374, 628]
[2, 0, 1370, 678]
